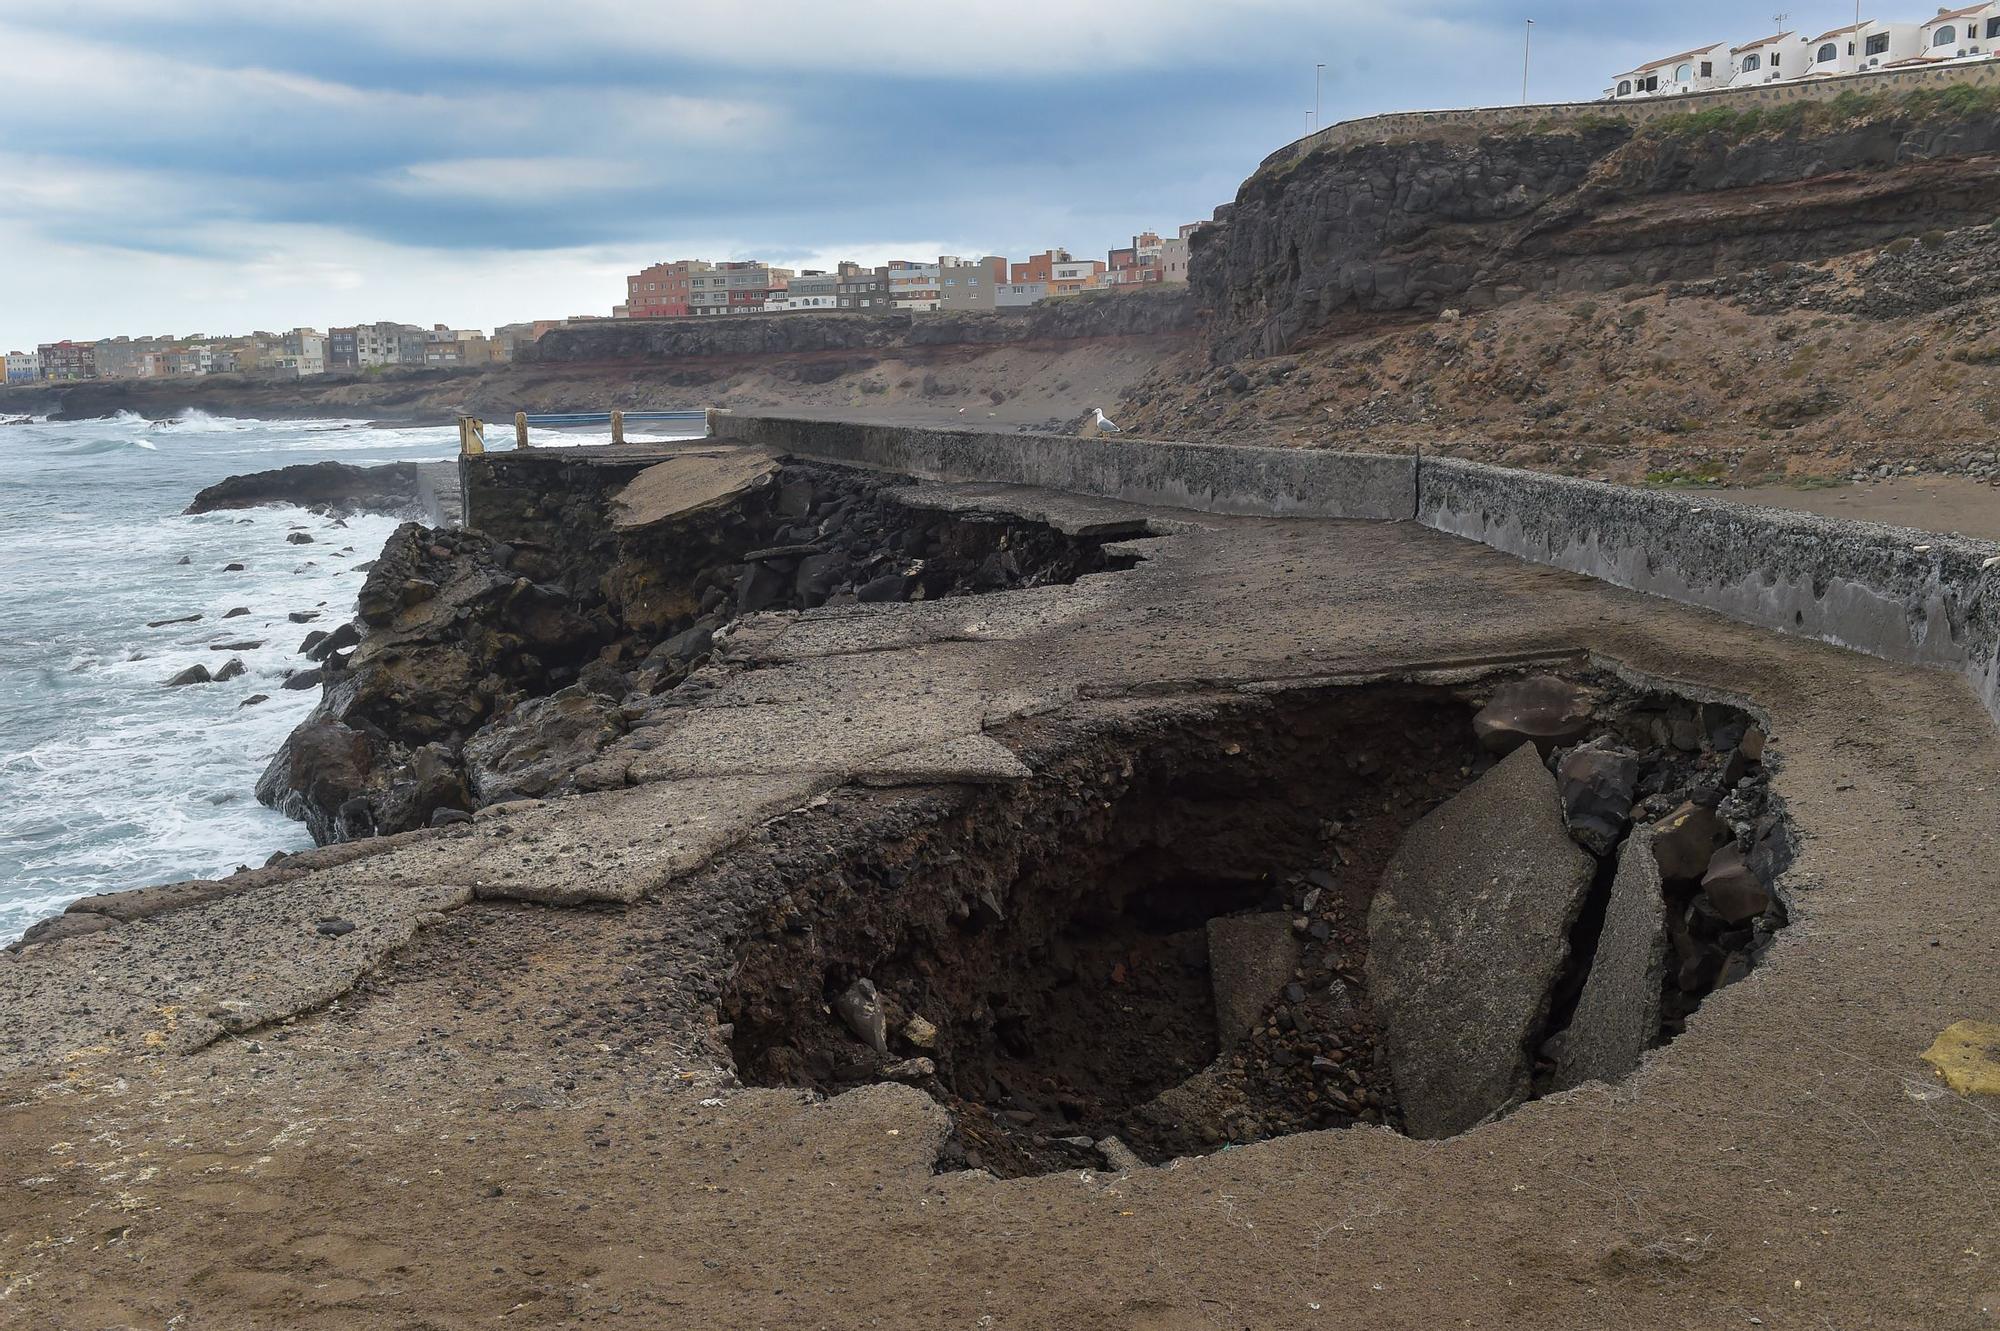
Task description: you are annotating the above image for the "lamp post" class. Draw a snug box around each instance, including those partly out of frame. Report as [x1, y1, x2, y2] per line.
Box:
[1315, 62, 1325, 128]
[1522, 18, 1535, 105]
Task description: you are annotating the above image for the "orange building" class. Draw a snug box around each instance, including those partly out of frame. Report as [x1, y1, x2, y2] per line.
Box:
[625, 260, 713, 318]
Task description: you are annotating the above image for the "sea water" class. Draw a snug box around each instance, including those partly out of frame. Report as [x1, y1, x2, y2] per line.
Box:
[0, 411, 459, 941]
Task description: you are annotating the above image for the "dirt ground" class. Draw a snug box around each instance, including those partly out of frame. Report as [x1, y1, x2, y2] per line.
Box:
[2, 486, 1995, 1329]
[1113, 220, 2000, 498]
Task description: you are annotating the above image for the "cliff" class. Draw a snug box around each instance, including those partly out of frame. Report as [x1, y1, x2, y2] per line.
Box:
[1196, 95, 2000, 358]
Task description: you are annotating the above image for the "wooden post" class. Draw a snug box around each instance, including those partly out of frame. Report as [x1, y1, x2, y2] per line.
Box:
[458, 415, 485, 455]
[515, 411, 529, 449]
[611, 409, 625, 446]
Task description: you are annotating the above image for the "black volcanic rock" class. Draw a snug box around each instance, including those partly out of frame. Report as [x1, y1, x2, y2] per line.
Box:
[185, 461, 426, 518]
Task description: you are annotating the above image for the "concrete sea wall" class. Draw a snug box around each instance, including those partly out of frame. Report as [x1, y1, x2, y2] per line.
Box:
[1418, 459, 2000, 728]
[708, 414, 1419, 522]
[705, 414, 2000, 726]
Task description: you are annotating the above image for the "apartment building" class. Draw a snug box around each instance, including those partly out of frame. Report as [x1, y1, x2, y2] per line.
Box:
[37, 340, 95, 381]
[1923, 3, 2000, 57]
[993, 282, 1049, 308]
[4, 350, 39, 383]
[938, 256, 1006, 312]
[274, 328, 326, 378]
[1159, 234, 1192, 284]
[626, 259, 713, 318]
[1048, 258, 1106, 295]
[1803, 19, 1925, 76]
[836, 266, 890, 310]
[1011, 250, 1070, 285]
[766, 270, 842, 312]
[885, 259, 942, 311]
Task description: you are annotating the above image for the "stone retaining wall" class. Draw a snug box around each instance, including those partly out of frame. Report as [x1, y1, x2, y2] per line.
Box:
[706, 414, 2000, 726]
[1260, 59, 2000, 168]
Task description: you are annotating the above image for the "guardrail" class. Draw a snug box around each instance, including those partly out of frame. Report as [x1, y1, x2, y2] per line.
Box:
[456, 408, 710, 455]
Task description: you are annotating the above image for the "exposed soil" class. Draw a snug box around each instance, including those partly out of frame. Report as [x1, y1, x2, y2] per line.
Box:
[722, 672, 1791, 1179]
[1115, 218, 2000, 502]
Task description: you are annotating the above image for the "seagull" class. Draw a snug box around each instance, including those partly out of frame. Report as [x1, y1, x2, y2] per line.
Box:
[1091, 407, 1122, 434]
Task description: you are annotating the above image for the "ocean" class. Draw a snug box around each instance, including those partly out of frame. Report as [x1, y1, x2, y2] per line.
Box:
[0, 411, 458, 942]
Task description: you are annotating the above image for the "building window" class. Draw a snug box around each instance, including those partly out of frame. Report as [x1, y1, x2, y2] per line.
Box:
[1934, 25, 1957, 46]
[1742, 54, 1761, 71]
[1988, 17, 2000, 38]
[1817, 43, 1837, 63]
[1674, 62, 1693, 81]
[1700, 60, 1713, 76]
[1618, 79, 1633, 94]
[1868, 32, 1890, 54]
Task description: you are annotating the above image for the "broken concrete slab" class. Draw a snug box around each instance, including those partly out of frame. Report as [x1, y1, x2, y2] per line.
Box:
[1555, 825, 1668, 1090]
[451, 773, 835, 904]
[610, 446, 781, 530]
[0, 872, 472, 1074]
[1558, 738, 1639, 857]
[1206, 914, 1302, 1052]
[1368, 742, 1597, 1138]
[853, 733, 1033, 787]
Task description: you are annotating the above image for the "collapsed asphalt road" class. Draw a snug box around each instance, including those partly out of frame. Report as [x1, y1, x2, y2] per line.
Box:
[0, 474, 1994, 1330]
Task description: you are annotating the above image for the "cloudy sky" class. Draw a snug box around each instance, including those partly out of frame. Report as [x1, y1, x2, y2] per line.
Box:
[0, 2, 1873, 350]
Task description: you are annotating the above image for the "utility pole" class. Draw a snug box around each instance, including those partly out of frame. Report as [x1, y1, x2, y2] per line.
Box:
[1522, 19, 1534, 105]
[1315, 62, 1325, 129]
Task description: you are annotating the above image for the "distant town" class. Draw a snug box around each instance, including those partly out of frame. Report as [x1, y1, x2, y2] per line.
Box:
[1609, 2, 1998, 99]
[3, 224, 1200, 387]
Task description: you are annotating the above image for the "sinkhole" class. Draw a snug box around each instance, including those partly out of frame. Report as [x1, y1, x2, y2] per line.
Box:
[720, 672, 1793, 1177]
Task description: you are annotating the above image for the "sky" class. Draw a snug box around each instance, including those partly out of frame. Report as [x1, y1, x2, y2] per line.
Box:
[0, 1, 1887, 350]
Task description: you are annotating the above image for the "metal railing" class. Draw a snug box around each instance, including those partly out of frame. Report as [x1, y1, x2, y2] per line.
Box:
[457, 408, 710, 455]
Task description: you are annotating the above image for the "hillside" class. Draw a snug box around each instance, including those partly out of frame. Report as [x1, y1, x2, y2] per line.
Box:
[1117, 89, 2000, 486]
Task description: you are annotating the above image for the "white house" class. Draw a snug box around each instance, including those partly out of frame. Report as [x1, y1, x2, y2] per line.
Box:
[1610, 42, 1731, 98]
[1730, 30, 1800, 84]
[1800, 19, 1926, 77]
[4, 350, 40, 384]
[1921, 3, 2000, 59]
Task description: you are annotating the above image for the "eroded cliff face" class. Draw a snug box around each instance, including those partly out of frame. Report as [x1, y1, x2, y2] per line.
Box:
[1197, 109, 2000, 359]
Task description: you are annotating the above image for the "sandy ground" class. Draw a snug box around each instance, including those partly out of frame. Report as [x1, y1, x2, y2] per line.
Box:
[0, 477, 1995, 1329]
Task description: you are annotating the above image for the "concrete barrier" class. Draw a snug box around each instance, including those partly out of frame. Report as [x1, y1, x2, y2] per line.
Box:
[708, 414, 1418, 521]
[704, 414, 1999, 726]
[1418, 458, 2000, 727]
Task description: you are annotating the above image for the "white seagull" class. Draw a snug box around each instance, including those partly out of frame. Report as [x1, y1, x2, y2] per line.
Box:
[1091, 407, 1122, 434]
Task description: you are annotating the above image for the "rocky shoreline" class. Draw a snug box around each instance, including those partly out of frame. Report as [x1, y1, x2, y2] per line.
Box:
[258, 452, 1139, 843]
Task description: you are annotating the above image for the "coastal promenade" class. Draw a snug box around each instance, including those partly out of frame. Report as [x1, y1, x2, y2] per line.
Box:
[0, 417, 1994, 1328]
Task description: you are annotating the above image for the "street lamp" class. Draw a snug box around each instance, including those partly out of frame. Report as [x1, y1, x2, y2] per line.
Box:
[1523, 19, 1535, 105]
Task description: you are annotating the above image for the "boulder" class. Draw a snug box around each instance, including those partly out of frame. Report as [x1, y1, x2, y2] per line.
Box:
[1700, 845, 1772, 924]
[1472, 675, 1594, 756]
[1555, 826, 1669, 1090]
[1368, 743, 1597, 1138]
[463, 686, 627, 804]
[222, 606, 251, 618]
[283, 668, 324, 691]
[286, 532, 314, 545]
[1206, 914, 1303, 1052]
[834, 978, 888, 1053]
[1651, 801, 1728, 881]
[213, 657, 248, 682]
[1557, 739, 1639, 856]
[165, 664, 212, 687]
